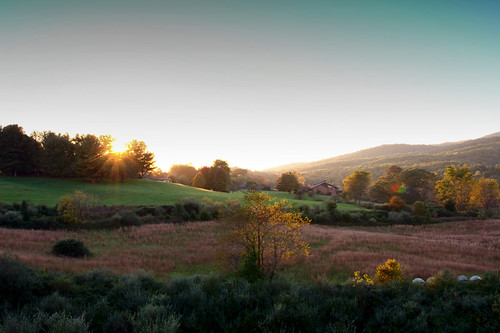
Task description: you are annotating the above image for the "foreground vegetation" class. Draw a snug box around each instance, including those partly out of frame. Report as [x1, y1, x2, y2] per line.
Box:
[1, 254, 499, 332]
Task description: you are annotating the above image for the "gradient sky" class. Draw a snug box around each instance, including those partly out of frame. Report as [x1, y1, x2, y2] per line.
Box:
[1, 0, 499, 170]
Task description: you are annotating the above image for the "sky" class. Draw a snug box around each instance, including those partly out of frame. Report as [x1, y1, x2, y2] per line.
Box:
[1, 0, 499, 171]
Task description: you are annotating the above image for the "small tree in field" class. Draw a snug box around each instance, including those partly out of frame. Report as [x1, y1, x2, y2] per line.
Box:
[217, 191, 310, 280]
[57, 191, 99, 224]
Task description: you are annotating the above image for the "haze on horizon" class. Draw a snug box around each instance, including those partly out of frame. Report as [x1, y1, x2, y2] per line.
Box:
[1, 0, 499, 171]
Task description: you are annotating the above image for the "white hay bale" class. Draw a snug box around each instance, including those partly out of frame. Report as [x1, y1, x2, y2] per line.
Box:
[412, 278, 425, 284]
[457, 275, 468, 282]
[469, 275, 482, 281]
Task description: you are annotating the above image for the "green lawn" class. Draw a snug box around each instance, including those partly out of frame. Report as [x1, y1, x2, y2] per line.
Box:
[0, 177, 363, 211]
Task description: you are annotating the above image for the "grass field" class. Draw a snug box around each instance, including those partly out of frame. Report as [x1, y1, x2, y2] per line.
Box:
[0, 176, 363, 211]
[2, 219, 498, 283]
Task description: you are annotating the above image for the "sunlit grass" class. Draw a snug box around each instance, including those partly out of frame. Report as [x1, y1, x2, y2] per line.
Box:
[0, 177, 362, 211]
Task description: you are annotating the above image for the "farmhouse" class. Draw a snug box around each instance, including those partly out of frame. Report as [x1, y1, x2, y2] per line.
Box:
[309, 180, 341, 196]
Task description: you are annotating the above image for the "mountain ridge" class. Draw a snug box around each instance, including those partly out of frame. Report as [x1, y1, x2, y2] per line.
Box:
[264, 132, 500, 186]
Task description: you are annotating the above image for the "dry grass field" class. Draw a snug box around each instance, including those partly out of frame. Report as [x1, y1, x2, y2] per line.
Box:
[1, 219, 499, 282]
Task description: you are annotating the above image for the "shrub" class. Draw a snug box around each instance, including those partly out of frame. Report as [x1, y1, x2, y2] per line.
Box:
[121, 212, 142, 226]
[57, 191, 99, 224]
[388, 196, 406, 211]
[0, 254, 44, 307]
[133, 304, 181, 333]
[375, 259, 403, 284]
[0, 210, 23, 227]
[388, 211, 413, 224]
[39, 292, 74, 314]
[181, 197, 200, 213]
[323, 200, 337, 218]
[52, 239, 92, 258]
[199, 210, 211, 221]
[412, 201, 430, 222]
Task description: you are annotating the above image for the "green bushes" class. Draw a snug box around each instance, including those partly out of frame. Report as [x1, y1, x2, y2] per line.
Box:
[52, 239, 92, 258]
[0, 256, 499, 332]
[0, 255, 45, 308]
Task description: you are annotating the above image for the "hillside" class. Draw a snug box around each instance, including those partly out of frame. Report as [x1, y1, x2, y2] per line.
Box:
[266, 133, 500, 186]
[0, 177, 363, 211]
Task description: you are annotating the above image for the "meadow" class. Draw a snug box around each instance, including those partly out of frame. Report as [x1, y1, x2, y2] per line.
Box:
[0, 176, 362, 211]
[2, 219, 498, 283]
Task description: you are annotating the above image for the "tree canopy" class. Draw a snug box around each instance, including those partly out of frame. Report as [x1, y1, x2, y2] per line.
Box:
[343, 171, 371, 204]
[0, 124, 157, 182]
[435, 165, 475, 211]
[217, 191, 310, 280]
[0, 125, 42, 176]
[276, 171, 302, 193]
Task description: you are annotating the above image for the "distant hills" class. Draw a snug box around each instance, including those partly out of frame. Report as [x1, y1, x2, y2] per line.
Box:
[265, 132, 500, 187]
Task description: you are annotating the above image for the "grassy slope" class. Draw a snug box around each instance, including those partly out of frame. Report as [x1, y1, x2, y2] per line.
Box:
[0, 177, 362, 211]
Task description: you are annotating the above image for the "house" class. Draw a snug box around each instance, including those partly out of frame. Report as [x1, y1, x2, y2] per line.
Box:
[308, 180, 341, 196]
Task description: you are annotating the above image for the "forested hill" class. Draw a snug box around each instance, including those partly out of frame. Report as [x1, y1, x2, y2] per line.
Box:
[265, 133, 500, 187]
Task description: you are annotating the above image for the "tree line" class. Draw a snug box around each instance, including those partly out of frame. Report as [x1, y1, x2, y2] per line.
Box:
[167, 162, 274, 193]
[341, 165, 500, 216]
[0, 124, 155, 182]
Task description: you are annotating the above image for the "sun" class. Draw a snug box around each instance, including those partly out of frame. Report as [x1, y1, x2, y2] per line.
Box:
[109, 138, 128, 154]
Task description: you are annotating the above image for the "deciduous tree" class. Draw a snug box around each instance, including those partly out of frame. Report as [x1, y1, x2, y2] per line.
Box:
[57, 191, 99, 224]
[276, 172, 301, 193]
[211, 159, 231, 192]
[169, 164, 198, 185]
[217, 191, 310, 280]
[191, 172, 207, 188]
[400, 168, 436, 203]
[343, 171, 372, 205]
[470, 177, 500, 214]
[435, 165, 475, 211]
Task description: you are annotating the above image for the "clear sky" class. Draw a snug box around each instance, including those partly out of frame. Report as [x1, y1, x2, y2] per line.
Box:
[1, 0, 499, 170]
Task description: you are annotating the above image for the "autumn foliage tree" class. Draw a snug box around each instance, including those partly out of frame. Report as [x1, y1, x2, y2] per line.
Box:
[343, 171, 371, 205]
[470, 177, 500, 215]
[57, 191, 99, 224]
[435, 165, 475, 211]
[217, 191, 310, 280]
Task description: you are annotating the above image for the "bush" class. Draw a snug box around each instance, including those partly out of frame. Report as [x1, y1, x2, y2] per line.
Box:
[39, 292, 74, 314]
[375, 259, 403, 284]
[121, 212, 142, 226]
[0, 210, 23, 227]
[199, 210, 211, 221]
[52, 239, 92, 258]
[181, 198, 200, 214]
[412, 201, 430, 222]
[57, 191, 99, 224]
[388, 196, 406, 211]
[388, 211, 413, 224]
[0, 254, 44, 307]
[133, 304, 181, 333]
